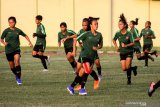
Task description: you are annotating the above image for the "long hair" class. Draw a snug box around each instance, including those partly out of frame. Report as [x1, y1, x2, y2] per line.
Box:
[88, 16, 99, 25]
[119, 13, 128, 29]
[131, 18, 139, 25]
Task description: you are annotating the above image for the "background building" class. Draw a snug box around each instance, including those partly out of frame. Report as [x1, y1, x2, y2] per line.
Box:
[0, 0, 160, 47]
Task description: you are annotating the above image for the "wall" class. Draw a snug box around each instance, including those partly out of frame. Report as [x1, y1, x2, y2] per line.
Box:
[0, 0, 159, 47]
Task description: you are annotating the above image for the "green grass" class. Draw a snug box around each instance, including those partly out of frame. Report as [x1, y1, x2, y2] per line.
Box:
[0, 48, 160, 107]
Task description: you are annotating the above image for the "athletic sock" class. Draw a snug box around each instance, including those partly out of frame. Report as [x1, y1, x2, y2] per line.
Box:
[11, 68, 17, 76]
[43, 55, 48, 60]
[127, 68, 131, 82]
[81, 73, 89, 88]
[71, 75, 81, 88]
[145, 53, 148, 66]
[90, 70, 99, 81]
[153, 80, 160, 90]
[148, 54, 154, 61]
[32, 54, 41, 58]
[33, 54, 48, 60]
[149, 50, 156, 55]
[131, 66, 137, 71]
[70, 60, 77, 69]
[15, 65, 21, 79]
[40, 56, 48, 69]
[138, 56, 146, 60]
[97, 66, 102, 75]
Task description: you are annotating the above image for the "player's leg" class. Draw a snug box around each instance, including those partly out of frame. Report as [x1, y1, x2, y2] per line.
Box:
[130, 51, 137, 76]
[32, 45, 49, 71]
[125, 57, 133, 85]
[144, 45, 154, 67]
[148, 44, 158, 57]
[121, 59, 131, 85]
[67, 58, 83, 94]
[90, 69, 100, 90]
[95, 58, 102, 80]
[66, 52, 77, 72]
[149, 50, 158, 57]
[14, 53, 22, 85]
[74, 61, 83, 91]
[144, 45, 149, 67]
[9, 61, 16, 76]
[120, 54, 127, 72]
[67, 62, 84, 95]
[38, 51, 48, 71]
[32, 45, 41, 58]
[79, 62, 92, 95]
[6, 53, 17, 76]
[120, 53, 132, 85]
[147, 44, 155, 61]
[67, 73, 82, 95]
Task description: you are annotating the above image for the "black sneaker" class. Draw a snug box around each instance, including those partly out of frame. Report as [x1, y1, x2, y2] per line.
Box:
[127, 80, 131, 85]
[153, 50, 158, 57]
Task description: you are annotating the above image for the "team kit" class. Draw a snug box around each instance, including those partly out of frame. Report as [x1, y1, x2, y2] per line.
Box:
[0, 14, 159, 96]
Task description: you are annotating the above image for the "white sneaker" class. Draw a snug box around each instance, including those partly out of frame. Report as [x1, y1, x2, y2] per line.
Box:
[73, 68, 77, 74]
[98, 74, 102, 81]
[43, 69, 48, 72]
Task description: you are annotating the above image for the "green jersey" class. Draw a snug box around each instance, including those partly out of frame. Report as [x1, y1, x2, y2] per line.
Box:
[130, 28, 141, 48]
[78, 29, 85, 35]
[113, 30, 134, 54]
[77, 31, 103, 61]
[35, 23, 46, 47]
[140, 28, 155, 45]
[58, 30, 76, 49]
[1, 27, 26, 54]
[78, 29, 86, 50]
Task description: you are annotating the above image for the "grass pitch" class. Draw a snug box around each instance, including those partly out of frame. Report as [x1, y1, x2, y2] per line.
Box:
[0, 47, 160, 107]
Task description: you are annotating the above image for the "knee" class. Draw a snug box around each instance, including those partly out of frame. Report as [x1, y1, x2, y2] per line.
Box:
[37, 52, 43, 56]
[32, 51, 37, 55]
[67, 56, 74, 62]
[95, 62, 101, 67]
[14, 61, 20, 66]
[79, 69, 85, 77]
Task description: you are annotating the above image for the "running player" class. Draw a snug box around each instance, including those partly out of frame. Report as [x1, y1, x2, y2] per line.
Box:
[130, 19, 155, 62]
[113, 14, 135, 85]
[0, 16, 33, 85]
[140, 21, 157, 67]
[129, 18, 141, 76]
[67, 17, 103, 95]
[129, 18, 141, 59]
[79, 18, 103, 79]
[148, 80, 160, 97]
[74, 18, 101, 91]
[58, 22, 77, 72]
[32, 15, 50, 72]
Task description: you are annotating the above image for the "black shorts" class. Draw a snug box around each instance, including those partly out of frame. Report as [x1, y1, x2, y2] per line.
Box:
[95, 52, 99, 59]
[33, 45, 45, 52]
[78, 57, 94, 66]
[134, 47, 141, 54]
[143, 44, 153, 52]
[65, 47, 73, 55]
[6, 50, 21, 62]
[120, 52, 133, 61]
